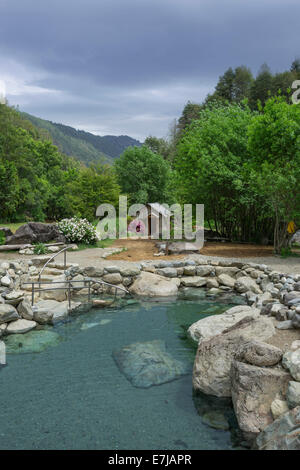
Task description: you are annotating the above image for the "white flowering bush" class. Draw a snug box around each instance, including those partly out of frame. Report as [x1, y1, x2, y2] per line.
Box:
[57, 217, 99, 244]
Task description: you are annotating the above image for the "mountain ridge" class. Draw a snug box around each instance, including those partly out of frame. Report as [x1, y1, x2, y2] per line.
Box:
[20, 111, 142, 165]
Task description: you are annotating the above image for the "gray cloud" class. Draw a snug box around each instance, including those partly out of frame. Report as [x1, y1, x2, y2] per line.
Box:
[0, 0, 299, 140]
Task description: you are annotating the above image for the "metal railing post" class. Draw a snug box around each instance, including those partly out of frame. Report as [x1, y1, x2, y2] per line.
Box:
[68, 281, 71, 310]
[31, 283, 34, 306]
[88, 280, 91, 303]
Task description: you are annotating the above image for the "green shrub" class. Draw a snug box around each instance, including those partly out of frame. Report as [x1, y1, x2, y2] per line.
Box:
[0, 230, 5, 246]
[33, 243, 48, 255]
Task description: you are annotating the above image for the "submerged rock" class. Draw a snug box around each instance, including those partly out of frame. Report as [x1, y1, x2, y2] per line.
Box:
[5, 330, 61, 354]
[113, 339, 188, 388]
[201, 410, 230, 431]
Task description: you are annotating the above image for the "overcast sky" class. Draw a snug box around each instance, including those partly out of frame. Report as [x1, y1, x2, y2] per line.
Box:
[0, 0, 299, 141]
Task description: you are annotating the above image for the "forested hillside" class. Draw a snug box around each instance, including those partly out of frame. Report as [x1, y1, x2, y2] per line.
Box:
[0, 104, 120, 222]
[20, 112, 141, 165]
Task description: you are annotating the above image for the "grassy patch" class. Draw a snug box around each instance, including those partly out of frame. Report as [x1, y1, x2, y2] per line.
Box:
[74, 239, 115, 251]
[0, 222, 27, 233]
[280, 246, 300, 258]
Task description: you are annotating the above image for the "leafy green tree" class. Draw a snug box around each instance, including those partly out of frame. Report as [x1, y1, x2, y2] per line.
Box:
[144, 136, 171, 161]
[177, 102, 203, 135]
[115, 146, 171, 204]
[247, 97, 300, 252]
[249, 63, 273, 109]
[174, 102, 270, 241]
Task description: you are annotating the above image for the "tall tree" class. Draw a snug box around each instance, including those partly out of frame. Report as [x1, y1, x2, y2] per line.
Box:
[249, 63, 273, 109]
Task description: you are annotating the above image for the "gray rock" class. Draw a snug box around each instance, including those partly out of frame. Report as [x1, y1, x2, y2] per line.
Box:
[276, 320, 294, 330]
[215, 267, 239, 277]
[180, 276, 207, 287]
[83, 266, 104, 277]
[0, 304, 19, 324]
[1, 275, 11, 287]
[120, 266, 141, 277]
[183, 266, 196, 276]
[235, 277, 262, 294]
[129, 271, 178, 297]
[282, 350, 300, 381]
[287, 381, 300, 408]
[39, 274, 67, 302]
[188, 305, 260, 343]
[196, 266, 214, 277]
[33, 299, 60, 324]
[2, 290, 24, 306]
[17, 299, 34, 320]
[270, 399, 289, 420]
[6, 319, 36, 334]
[218, 274, 235, 288]
[256, 406, 300, 450]
[104, 265, 120, 273]
[156, 267, 178, 278]
[113, 339, 188, 388]
[71, 274, 86, 289]
[6, 222, 65, 245]
[235, 340, 282, 366]
[206, 278, 219, 288]
[102, 272, 123, 285]
[231, 360, 291, 435]
[292, 313, 300, 328]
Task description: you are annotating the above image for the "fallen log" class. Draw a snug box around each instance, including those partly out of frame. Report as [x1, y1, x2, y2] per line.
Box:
[0, 242, 65, 251]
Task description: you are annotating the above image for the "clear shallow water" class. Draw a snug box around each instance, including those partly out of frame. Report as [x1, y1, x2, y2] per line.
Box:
[0, 290, 246, 450]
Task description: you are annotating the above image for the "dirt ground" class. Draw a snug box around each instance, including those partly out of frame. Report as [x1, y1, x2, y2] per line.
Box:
[108, 239, 276, 260]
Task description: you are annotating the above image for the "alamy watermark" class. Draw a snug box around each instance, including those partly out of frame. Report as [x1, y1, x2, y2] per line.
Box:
[96, 196, 204, 248]
[291, 80, 300, 104]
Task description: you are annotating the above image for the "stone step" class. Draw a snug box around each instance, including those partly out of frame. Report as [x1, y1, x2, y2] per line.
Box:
[29, 274, 64, 283]
[42, 268, 65, 275]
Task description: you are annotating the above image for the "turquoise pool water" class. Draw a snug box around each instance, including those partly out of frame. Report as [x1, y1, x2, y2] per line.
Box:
[0, 290, 246, 450]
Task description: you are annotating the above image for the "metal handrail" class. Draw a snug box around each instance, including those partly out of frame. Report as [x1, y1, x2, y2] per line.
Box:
[37, 245, 76, 283]
[23, 278, 129, 308]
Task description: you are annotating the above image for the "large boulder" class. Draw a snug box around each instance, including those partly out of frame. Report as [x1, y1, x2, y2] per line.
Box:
[6, 319, 36, 334]
[188, 305, 260, 343]
[17, 299, 34, 320]
[6, 222, 65, 245]
[192, 316, 275, 397]
[231, 360, 291, 435]
[0, 304, 19, 324]
[256, 406, 300, 450]
[113, 339, 188, 388]
[129, 271, 178, 297]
